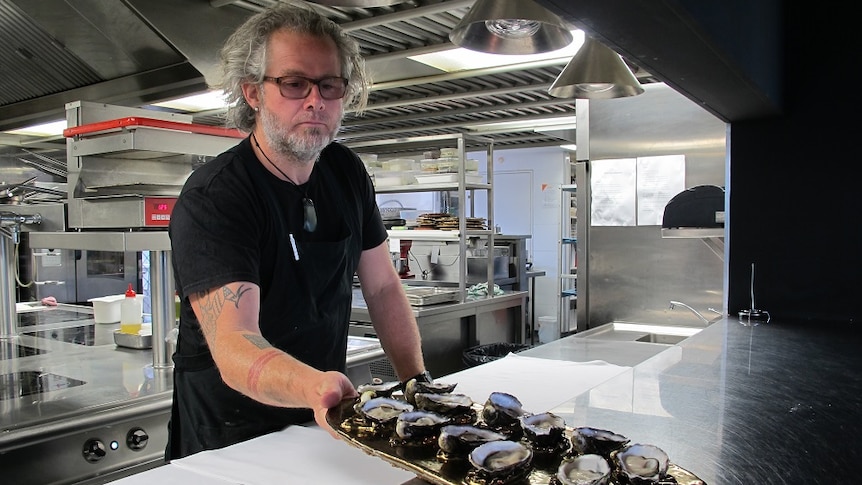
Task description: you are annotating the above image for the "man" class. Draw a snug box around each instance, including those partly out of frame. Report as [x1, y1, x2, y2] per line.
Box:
[167, 4, 429, 460]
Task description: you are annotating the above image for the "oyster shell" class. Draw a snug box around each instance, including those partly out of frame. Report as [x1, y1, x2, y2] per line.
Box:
[570, 427, 630, 459]
[613, 443, 670, 484]
[466, 440, 533, 484]
[356, 380, 401, 399]
[356, 397, 413, 424]
[414, 392, 476, 423]
[404, 379, 457, 406]
[556, 454, 612, 485]
[394, 410, 450, 440]
[520, 411, 567, 447]
[436, 424, 507, 457]
[481, 392, 527, 439]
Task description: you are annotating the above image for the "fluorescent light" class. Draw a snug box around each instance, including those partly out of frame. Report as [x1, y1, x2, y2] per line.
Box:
[411, 30, 585, 72]
[469, 115, 577, 132]
[151, 90, 229, 112]
[4, 120, 66, 137]
[560, 144, 577, 151]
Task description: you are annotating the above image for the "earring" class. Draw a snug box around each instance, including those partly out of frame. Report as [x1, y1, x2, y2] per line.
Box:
[254, 106, 260, 112]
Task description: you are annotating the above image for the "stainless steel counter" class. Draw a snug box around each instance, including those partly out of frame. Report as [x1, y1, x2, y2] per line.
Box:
[1, 304, 172, 485]
[350, 289, 527, 377]
[521, 318, 862, 484]
[2, 304, 386, 485]
[107, 315, 862, 484]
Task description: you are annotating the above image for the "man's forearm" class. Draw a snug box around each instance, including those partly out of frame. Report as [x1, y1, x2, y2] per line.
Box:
[365, 285, 426, 380]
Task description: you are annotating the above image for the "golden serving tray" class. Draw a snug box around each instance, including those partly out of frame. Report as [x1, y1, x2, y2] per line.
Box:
[326, 397, 707, 485]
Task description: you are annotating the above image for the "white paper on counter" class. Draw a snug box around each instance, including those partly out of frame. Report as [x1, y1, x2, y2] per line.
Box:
[105, 463, 239, 484]
[442, 354, 630, 412]
[171, 425, 416, 485]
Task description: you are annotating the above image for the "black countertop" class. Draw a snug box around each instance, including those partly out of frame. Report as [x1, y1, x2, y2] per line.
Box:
[521, 318, 862, 484]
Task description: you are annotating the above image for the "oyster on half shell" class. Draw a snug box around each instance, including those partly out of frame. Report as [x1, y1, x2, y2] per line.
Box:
[570, 427, 630, 459]
[414, 392, 475, 423]
[481, 392, 527, 440]
[557, 454, 612, 485]
[404, 379, 457, 406]
[394, 410, 450, 440]
[520, 411, 567, 448]
[356, 397, 413, 424]
[437, 424, 507, 457]
[613, 443, 670, 484]
[467, 440, 533, 483]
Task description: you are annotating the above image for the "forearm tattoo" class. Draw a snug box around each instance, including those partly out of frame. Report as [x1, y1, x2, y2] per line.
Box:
[195, 284, 252, 337]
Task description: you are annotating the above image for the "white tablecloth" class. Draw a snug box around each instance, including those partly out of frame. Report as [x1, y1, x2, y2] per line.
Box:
[444, 353, 630, 412]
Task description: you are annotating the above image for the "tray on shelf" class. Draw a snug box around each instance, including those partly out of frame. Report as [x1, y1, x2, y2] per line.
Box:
[403, 287, 461, 306]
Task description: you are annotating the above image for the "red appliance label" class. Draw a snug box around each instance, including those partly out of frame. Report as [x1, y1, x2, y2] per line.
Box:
[144, 197, 177, 227]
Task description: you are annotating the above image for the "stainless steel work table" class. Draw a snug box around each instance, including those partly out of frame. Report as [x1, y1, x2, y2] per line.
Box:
[517, 317, 862, 484]
[2, 304, 387, 485]
[108, 314, 861, 484]
[350, 289, 527, 377]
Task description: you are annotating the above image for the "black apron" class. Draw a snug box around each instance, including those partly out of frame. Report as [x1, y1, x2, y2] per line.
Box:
[167, 155, 361, 460]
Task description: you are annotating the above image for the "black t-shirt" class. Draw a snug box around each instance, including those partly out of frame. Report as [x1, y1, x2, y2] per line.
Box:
[169, 137, 387, 367]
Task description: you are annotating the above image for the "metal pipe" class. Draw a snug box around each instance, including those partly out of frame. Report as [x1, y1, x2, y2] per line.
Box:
[0, 235, 17, 339]
[669, 300, 711, 325]
[149, 249, 175, 370]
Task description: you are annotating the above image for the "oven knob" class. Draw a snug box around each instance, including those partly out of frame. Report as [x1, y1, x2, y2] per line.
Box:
[82, 439, 106, 462]
[127, 428, 149, 450]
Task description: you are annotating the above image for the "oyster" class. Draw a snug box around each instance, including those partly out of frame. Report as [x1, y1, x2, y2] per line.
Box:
[466, 440, 533, 485]
[556, 454, 612, 485]
[356, 380, 401, 399]
[613, 443, 669, 484]
[481, 392, 527, 438]
[391, 410, 451, 447]
[520, 412, 567, 447]
[570, 427, 630, 459]
[404, 379, 457, 406]
[414, 392, 476, 423]
[436, 424, 507, 459]
[356, 397, 413, 424]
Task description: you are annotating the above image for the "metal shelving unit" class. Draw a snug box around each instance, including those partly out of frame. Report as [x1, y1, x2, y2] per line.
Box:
[558, 174, 578, 335]
[346, 133, 494, 300]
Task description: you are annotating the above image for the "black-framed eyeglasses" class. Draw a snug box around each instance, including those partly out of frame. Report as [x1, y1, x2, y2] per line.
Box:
[263, 75, 348, 100]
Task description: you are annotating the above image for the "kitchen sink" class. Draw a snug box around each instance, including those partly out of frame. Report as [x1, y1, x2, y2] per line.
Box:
[574, 322, 704, 345]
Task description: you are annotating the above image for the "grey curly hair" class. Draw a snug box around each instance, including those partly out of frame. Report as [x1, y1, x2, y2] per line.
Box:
[216, 3, 369, 131]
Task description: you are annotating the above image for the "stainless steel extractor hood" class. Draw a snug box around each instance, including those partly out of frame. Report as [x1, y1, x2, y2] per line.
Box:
[0, 0, 249, 132]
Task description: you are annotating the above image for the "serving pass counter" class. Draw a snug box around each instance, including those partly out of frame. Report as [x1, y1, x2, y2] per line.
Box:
[107, 316, 862, 484]
[350, 288, 528, 378]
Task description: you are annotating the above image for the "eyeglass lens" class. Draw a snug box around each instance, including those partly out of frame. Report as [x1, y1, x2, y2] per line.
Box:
[272, 76, 347, 100]
[303, 198, 317, 233]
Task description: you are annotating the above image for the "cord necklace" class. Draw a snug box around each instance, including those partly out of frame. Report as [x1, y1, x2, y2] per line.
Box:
[251, 132, 317, 232]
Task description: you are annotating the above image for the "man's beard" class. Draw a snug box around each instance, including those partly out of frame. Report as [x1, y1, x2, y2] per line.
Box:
[259, 108, 340, 163]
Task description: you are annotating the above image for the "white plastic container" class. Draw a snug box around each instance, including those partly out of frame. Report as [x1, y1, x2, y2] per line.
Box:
[537, 316, 560, 344]
[88, 294, 125, 323]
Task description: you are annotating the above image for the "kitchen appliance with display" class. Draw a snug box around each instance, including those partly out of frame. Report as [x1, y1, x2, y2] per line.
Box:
[1, 101, 245, 484]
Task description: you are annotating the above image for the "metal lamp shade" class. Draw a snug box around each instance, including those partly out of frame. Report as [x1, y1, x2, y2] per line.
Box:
[449, 0, 573, 55]
[304, 0, 405, 6]
[549, 37, 645, 99]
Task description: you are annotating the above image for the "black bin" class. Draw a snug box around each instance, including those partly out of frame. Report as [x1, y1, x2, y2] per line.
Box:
[462, 342, 530, 367]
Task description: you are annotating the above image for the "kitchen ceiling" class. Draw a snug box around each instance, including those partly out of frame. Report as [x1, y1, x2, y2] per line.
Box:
[0, 0, 660, 154]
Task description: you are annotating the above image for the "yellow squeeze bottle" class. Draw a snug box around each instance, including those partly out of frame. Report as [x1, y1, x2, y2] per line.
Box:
[120, 284, 143, 334]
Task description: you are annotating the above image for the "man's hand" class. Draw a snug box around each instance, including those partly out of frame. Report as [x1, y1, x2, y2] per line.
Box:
[312, 371, 359, 439]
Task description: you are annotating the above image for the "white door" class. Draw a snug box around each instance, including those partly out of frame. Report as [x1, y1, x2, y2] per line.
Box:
[474, 170, 533, 256]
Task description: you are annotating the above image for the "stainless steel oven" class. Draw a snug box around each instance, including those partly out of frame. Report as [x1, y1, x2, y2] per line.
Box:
[32, 247, 139, 304]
